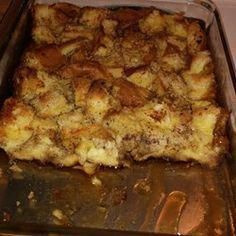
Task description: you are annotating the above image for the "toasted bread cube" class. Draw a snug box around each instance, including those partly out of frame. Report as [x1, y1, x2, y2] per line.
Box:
[139, 10, 166, 35]
[0, 98, 34, 151]
[187, 22, 206, 55]
[79, 7, 108, 29]
[31, 90, 73, 118]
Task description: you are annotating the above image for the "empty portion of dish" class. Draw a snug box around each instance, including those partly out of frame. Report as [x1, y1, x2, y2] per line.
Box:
[0, 3, 228, 173]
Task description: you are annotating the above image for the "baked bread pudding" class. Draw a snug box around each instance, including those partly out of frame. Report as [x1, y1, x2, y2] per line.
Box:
[0, 3, 228, 174]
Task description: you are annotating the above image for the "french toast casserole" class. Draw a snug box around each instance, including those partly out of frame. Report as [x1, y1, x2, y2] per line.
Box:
[0, 3, 229, 174]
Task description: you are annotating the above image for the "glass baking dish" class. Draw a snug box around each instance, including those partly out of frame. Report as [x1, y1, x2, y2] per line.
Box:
[0, 0, 235, 235]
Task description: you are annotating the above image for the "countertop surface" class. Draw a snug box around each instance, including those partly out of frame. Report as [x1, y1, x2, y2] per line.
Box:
[0, 0, 235, 68]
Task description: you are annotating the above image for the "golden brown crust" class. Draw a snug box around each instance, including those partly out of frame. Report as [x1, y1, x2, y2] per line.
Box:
[187, 22, 206, 55]
[121, 32, 156, 68]
[73, 76, 92, 107]
[0, 98, 34, 151]
[59, 61, 112, 80]
[0, 4, 229, 172]
[113, 79, 151, 107]
[111, 8, 152, 30]
[51, 2, 81, 18]
[24, 45, 66, 71]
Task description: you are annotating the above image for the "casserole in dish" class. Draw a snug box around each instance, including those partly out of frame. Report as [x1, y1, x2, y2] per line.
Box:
[0, 0, 235, 235]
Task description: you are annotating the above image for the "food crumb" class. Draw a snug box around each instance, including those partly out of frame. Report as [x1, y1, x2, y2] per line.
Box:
[3, 211, 10, 222]
[17, 207, 23, 214]
[28, 191, 34, 200]
[133, 178, 152, 195]
[112, 187, 127, 205]
[16, 201, 21, 207]
[52, 209, 70, 225]
[91, 176, 102, 186]
[52, 209, 64, 220]
[9, 163, 22, 173]
[97, 206, 107, 213]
